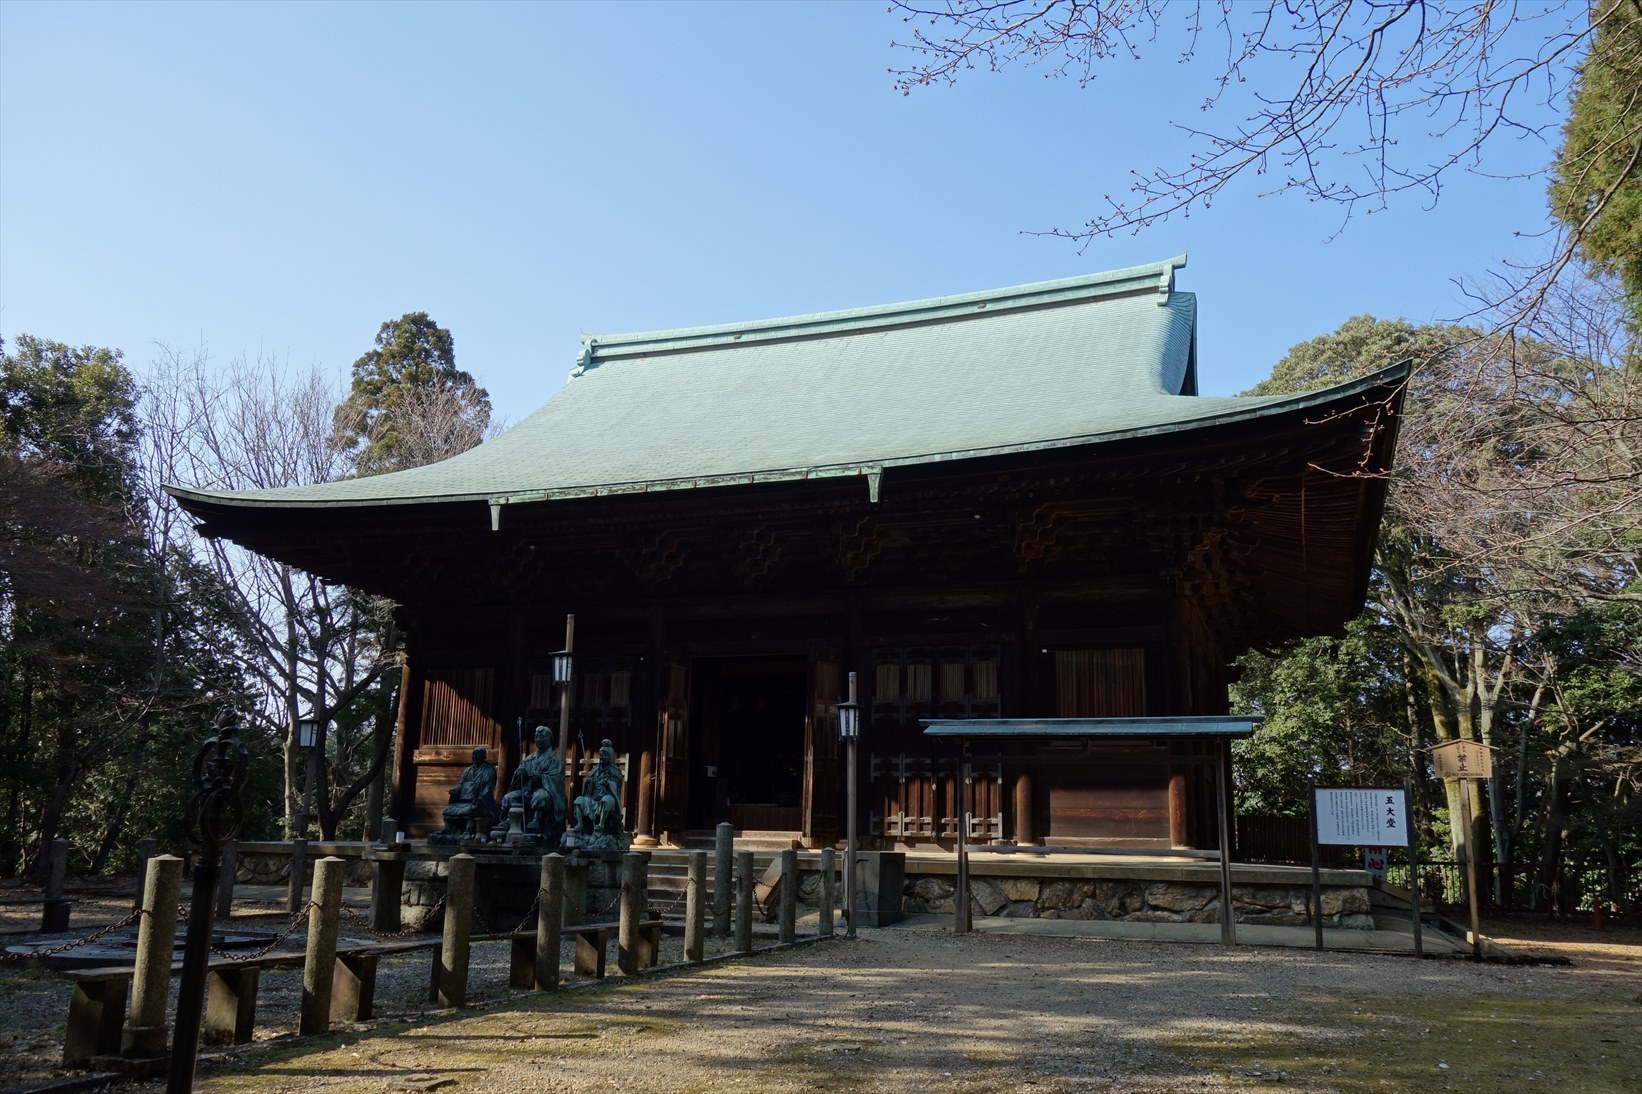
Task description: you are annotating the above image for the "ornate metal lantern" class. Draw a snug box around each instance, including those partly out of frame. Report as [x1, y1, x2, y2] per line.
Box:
[836, 695, 859, 740]
[551, 648, 574, 687]
[297, 714, 320, 749]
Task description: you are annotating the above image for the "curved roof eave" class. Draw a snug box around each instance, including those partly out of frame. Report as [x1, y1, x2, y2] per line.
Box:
[164, 362, 1409, 516]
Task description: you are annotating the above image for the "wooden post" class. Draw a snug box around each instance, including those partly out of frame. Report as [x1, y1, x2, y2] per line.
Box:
[437, 854, 475, 1007]
[123, 854, 183, 1057]
[633, 749, 657, 847]
[1460, 791, 1482, 961]
[1013, 771, 1034, 846]
[286, 838, 308, 917]
[818, 847, 835, 938]
[778, 848, 797, 944]
[1308, 776, 1324, 951]
[734, 849, 754, 954]
[685, 850, 707, 962]
[299, 857, 344, 1035]
[617, 851, 644, 976]
[1216, 745, 1236, 947]
[955, 740, 971, 934]
[536, 853, 564, 990]
[1168, 767, 1190, 849]
[844, 672, 859, 939]
[1404, 777, 1423, 959]
[713, 822, 733, 937]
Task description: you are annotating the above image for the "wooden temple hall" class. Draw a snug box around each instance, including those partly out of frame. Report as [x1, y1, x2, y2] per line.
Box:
[171, 257, 1405, 852]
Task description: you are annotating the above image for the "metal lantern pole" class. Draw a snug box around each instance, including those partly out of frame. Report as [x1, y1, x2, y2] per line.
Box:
[170, 711, 248, 1094]
[838, 672, 860, 939]
[555, 614, 575, 757]
[294, 714, 319, 836]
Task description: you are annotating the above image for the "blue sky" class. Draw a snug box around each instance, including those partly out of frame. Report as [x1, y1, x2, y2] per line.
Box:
[1, 1, 1571, 422]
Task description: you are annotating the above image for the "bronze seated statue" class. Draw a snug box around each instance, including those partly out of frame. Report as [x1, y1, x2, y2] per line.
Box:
[434, 746, 502, 842]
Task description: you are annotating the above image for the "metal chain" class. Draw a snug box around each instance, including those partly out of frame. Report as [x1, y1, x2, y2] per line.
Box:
[0, 908, 142, 963]
[512, 891, 541, 935]
[207, 903, 310, 962]
[340, 894, 445, 940]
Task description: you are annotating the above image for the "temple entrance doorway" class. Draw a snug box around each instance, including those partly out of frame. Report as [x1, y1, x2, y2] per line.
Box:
[688, 656, 808, 831]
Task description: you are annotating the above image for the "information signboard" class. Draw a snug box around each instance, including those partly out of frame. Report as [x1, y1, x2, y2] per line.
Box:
[1314, 788, 1408, 846]
[1363, 846, 1388, 880]
[1433, 739, 1494, 779]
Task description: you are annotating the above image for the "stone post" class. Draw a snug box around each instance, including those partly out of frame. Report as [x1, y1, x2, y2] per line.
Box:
[214, 841, 237, 920]
[564, 860, 587, 927]
[734, 849, 754, 954]
[685, 850, 707, 963]
[713, 822, 733, 937]
[819, 847, 836, 938]
[437, 853, 475, 1007]
[133, 837, 156, 913]
[299, 856, 344, 1035]
[536, 853, 564, 991]
[285, 838, 308, 917]
[123, 854, 183, 1057]
[379, 818, 398, 843]
[617, 851, 644, 977]
[778, 847, 797, 944]
[42, 838, 71, 931]
[369, 847, 406, 932]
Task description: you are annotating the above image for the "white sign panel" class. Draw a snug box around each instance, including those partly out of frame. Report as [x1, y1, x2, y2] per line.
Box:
[1315, 788, 1408, 846]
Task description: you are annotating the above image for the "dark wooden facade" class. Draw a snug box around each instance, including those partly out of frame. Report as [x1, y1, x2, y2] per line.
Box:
[179, 373, 1403, 848]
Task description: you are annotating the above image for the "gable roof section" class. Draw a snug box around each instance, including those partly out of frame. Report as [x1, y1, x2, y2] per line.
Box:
[165, 256, 1369, 515]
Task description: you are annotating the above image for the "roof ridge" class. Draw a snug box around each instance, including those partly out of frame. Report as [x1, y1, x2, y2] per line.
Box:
[574, 255, 1188, 372]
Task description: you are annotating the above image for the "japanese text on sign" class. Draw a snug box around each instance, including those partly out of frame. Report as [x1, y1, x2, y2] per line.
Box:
[1432, 739, 1494, 779]
[1315, 788, 1408, 846]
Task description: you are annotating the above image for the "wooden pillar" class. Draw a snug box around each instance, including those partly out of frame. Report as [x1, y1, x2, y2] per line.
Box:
[390, 637, 423, 830]
[1168, 765, 1190, 849]
[633, 749, 657, 847]
[1013, 771, 1034, 846]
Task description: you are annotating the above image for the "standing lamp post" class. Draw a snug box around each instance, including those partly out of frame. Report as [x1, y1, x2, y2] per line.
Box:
[170, 711, 248, 1093]
[836, 672, 860, 939]
[294, 714, 320, 836]
[553, 614, 575, 757]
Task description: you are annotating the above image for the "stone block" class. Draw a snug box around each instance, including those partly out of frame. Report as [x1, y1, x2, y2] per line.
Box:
[1002, 878, 1040, 902]
[1129, 909, 1185, 923]
[1038, 881, 1077, 910]
[912, 877, 953, 901]
[1060, 905, 1093, 921]
[1095, 881, 1144, 916]
[1000, 900, 1038, 918]
[1081, 898, 1110, 921]
[969, 878, 1008, 916]
[1231, 885, 1285, 911]
[1188, 901, 1223, 924]
[1144, 882, 1213, 914]
[1320, 888, 1370, 916]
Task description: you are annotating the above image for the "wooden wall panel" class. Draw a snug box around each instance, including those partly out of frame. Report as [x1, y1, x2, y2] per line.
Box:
[419, 668, 498, 749]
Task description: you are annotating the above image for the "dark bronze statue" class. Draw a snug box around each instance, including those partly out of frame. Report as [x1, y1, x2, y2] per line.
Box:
[502, 725, 567, 841]
[571, 737, 627, 850]
[434, 746, 501, 842]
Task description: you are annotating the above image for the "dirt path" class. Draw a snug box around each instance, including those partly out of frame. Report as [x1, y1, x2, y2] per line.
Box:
[154, 925, 1638, 1094]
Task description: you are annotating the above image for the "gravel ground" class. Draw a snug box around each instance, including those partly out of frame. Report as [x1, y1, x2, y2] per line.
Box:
[5, 887, 1638, 1093]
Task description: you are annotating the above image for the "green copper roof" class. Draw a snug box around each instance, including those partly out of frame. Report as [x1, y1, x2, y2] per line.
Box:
[165, 256, 1374, 516]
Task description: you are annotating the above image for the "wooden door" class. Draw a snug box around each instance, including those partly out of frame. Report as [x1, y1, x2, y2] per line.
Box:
[803, 655, 841, 845]
[655, 658, 691, 837]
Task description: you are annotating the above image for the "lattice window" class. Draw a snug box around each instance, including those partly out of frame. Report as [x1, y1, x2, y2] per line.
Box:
[420, 668, 497, 748]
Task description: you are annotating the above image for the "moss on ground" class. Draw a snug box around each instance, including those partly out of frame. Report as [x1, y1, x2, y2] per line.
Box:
[1157, 992, 1641, 1091]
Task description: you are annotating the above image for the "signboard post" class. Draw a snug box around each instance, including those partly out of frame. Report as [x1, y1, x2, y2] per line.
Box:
[1433, 740, 1493, 961]
[1308, 783, 1417, 954]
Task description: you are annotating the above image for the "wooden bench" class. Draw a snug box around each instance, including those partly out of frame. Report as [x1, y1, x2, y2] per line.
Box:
[518, 918, 661, 980]
[62, 938, 449, 1065]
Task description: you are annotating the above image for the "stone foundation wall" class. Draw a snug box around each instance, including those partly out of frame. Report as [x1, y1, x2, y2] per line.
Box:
[904, 874, 1373, 929]
[235, 842, 373, 886]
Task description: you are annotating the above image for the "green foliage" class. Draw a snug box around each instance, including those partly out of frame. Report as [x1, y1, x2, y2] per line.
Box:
[1231, 610, 1413, 815]
[331, 312, 490, 476]
[0, 335, 260, 876]
[1241, 315, 1460, 396]
[1548, 1, 1642, 321]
